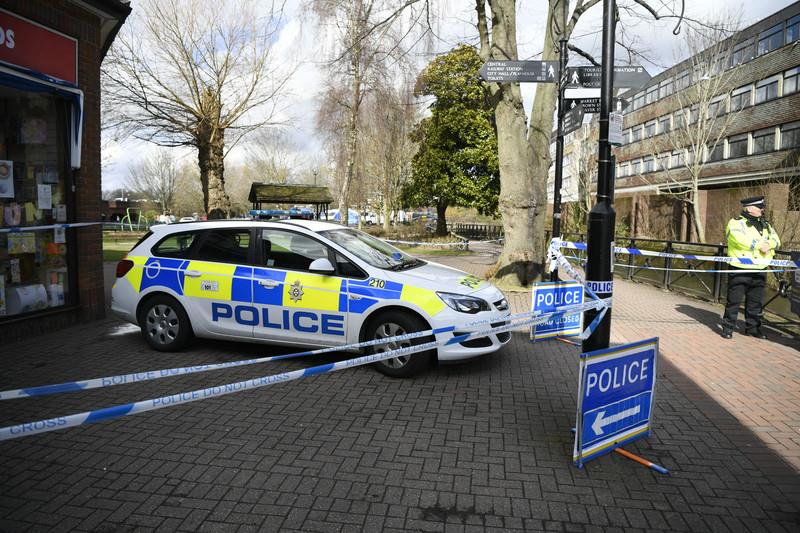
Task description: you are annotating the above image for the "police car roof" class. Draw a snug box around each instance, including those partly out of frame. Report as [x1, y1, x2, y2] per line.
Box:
[150, 219, 347, 234]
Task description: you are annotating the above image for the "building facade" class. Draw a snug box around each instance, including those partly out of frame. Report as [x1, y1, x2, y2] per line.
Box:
[0, 0, 130, 342]
[613, 1, 800, 246]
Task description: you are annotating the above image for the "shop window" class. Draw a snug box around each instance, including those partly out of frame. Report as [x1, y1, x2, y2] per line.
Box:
[758, 24, 784, 56]
[781, 121, 800, 149]
[194, 229, 251, 264]
[752, 128, 776, 154]
[730, 85, 752, 111]
[728, 134, 748, 158]
[787, 15, 800, 44]
[755, 76, 779, 104]
[0, 88, 72, 319]
[783, 66, 800, 96]
[731, 40, 754, 67]
[152, 231, 199, 259]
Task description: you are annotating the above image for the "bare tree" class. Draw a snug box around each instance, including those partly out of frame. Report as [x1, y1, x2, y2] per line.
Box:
[102, 0, 293, 218]
[310, 0, 432, 225]
[123, 148, 180, 215]
[642, 17, 742, 242]
[243, 129, 302, 185]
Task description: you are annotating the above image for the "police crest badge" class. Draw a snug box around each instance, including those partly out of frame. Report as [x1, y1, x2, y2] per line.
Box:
[289, 280, 304, 303]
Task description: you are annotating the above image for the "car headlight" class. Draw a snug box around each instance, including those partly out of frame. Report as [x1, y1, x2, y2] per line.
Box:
[436, 292, 490, 314]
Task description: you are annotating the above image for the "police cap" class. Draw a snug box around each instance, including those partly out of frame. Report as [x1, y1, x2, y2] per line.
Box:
[740, 195, 765, 208]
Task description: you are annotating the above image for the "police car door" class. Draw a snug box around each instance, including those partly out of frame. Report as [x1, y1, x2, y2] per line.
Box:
[253, 229, 348, 346]
[182, 228, 256, 339]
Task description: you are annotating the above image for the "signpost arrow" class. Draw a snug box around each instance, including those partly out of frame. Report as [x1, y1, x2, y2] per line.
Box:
[479, 60, 560, 83]
[566, 65, 651, 89]
[591, 405, 641, 436]
[564, 97, 628, 114]
[563, 103, 585, 135]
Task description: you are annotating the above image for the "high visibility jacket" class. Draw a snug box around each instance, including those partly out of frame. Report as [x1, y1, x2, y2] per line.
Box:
[725, 215, 781, 269]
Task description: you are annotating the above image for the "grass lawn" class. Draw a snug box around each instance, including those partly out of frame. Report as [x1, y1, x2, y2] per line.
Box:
[103, 231, 145, 262]
[397, 246, 472, 256]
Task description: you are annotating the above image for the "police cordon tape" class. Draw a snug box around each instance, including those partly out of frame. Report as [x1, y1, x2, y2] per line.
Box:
[0, 298, 609, 401]
[383, 239, 468, 248]
[0, 222, 102, 233]
[0, 298, 608, 441]
[560, 254, 796, 274]
[555, 239, 800, 269]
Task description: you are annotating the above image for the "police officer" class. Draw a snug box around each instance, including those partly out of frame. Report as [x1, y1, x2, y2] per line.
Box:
[721, 196, 781, 339]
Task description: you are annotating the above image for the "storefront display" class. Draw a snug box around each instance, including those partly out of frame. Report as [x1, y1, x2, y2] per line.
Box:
[0, 87, 71, 319]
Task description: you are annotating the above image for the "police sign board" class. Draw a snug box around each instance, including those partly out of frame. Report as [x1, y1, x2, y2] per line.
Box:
[573, 338, 659, 467]
[530, 281, 584, 341]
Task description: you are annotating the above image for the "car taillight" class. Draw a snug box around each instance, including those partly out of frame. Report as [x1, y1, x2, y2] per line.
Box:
[116, 259, 134, 278]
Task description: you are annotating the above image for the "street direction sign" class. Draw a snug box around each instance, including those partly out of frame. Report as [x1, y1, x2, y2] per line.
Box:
[530, 281, 584, 341]
[479, 60, 559, 83]
[563, 103, 585, 135]
[565, 65, 651, 89]
[564, 97, 629, 114]
[573, 338, 659, 467]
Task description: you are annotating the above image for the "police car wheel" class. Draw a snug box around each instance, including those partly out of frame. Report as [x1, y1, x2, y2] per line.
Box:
[367, 313, 433, 378]
[139, 295, 192, 351]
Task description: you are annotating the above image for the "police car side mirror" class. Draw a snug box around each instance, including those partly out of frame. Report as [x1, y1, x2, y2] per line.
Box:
[309, 257, 335, 274]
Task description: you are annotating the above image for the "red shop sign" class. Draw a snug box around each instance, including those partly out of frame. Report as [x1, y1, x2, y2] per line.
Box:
[0, 9, 78, 85]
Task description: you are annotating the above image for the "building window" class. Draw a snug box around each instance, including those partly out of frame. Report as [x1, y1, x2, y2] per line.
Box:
[659, 78, 673, 99]
[631, 125, 642, 142]
[787, 14, 800, 44]
[644, 120, 656, 138]
[753, 128, 776, 154]
[658, 115, 671, 134]
[781, 121, 800, 149]
[707, 143, 724, 162]
[657, 153, 669, 171]
[630, 159, 641, 175]
[708, 96, 726, 119]
[633, 92, 645, 110]
[731, 40, 753, 67]
[675, 70, 690, 91]
[645, 85, 659, 105]
[758, 24, 784, 56]
[674, 109, 686, 129]
[783, 66, 800, 96]
[730, 85, 752, 111]
[619, 162, 629, 178]
[671, 150, 684, 168]
[642, 156, 655, 173]
[756, 75, 780, 104]
[622, 128, 630, 144]
[728, 134, 748, 158]
[688, 105, 699, 124]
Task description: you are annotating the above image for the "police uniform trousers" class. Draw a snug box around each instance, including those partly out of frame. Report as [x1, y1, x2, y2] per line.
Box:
[723, 270, 766, 332]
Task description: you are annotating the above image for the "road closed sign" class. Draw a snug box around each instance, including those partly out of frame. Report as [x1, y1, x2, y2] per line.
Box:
[573, 338, 659, 468]
[530, 281, 584, 341]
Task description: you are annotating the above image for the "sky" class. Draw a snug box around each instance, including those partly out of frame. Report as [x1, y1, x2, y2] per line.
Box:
[100, 0, 798, 192]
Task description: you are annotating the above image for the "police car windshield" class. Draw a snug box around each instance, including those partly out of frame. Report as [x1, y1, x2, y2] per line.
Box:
[320, 229, 422, 270]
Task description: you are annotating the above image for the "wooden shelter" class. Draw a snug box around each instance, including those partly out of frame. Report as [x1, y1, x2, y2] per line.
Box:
[248, 183, 335, 220]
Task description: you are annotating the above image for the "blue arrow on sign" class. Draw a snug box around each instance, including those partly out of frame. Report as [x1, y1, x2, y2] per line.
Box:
[574, 338, 659, 467]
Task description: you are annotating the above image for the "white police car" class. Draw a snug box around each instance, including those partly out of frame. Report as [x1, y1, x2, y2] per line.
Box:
[111, 220, 511, 377]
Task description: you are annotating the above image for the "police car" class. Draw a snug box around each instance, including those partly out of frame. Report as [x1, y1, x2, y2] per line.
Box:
[111, 220, 511, 377]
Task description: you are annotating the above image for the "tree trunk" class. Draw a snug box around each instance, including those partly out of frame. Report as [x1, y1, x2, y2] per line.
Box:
[198, 128, 230, 220]
[436, 201, 448, 236]
[382, 171, 392, 232]
[691, 196, 705, 243]
[480, 0, 561, 286]
[338, 1, 363, 227]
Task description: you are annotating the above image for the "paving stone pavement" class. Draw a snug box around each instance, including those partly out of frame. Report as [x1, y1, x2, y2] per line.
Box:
[0, 250, 797, 532]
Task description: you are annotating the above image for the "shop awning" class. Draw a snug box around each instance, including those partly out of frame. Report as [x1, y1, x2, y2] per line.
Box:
[0, 64, 84, 169]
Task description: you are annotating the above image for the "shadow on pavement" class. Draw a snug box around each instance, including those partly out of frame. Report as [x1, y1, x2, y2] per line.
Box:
[674, 303, 799, 348]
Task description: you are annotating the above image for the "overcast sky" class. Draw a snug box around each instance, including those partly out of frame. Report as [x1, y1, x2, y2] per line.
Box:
[101, 0, 797, 191]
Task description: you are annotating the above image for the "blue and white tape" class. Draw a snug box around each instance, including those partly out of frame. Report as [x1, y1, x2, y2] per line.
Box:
[0, 300, 605, 441]
[0, 222, 101, 234]
[384, 239, 467, 248]
[555, 239, 800, 269]
[0, 299, 609, 401]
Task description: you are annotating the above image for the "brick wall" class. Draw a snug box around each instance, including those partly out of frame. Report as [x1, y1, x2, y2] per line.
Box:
[0, 0, 106, 342]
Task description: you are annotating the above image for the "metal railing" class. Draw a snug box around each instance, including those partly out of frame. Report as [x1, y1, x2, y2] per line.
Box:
[554, 232, 798, 331]
[446, 222, 504, 240]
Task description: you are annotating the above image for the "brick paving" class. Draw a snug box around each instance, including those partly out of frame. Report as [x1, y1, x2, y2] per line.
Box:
[0, 249, 798, 532]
